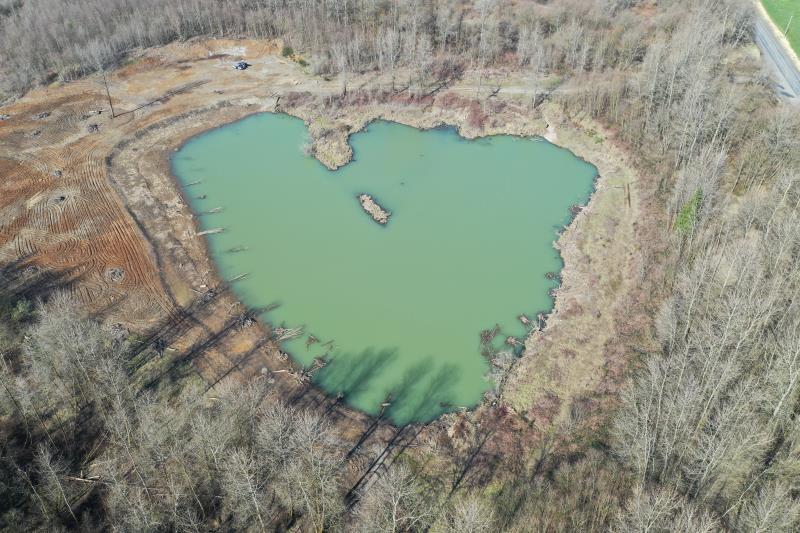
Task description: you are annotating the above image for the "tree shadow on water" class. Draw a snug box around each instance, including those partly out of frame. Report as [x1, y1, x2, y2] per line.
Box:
[343, 360, 464, 503]
[387, 360, 462, 424]
[309, 346, 399, 406]
[308, 348, 463, 425]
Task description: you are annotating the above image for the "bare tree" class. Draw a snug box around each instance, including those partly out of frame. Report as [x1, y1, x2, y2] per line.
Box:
[33, 445, 78, 524]
[615, 485, 719, 533]
[440, 494, 495, 532]
[354, 463, 435, 532]
[221, 448, 271, 531]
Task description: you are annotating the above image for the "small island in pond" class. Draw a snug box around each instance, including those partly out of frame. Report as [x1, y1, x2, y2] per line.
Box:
[357, 193, 391, 225]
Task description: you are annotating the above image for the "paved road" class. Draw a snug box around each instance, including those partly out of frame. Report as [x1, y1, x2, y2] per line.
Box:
[754, 10, 800, 103]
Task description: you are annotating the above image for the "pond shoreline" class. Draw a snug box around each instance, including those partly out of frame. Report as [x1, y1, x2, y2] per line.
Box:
[156, 95, 611, 422]
[86, 43, 640, 441]
[170, 110, 598, 423]
[1, 37, 650, 487]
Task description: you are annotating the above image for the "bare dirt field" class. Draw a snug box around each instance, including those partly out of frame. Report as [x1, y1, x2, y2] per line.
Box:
[0, 39, 658, 471]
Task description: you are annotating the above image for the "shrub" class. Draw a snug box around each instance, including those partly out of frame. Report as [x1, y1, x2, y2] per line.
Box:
[10, 299, 32, 323]
[674, 190, 702, 234]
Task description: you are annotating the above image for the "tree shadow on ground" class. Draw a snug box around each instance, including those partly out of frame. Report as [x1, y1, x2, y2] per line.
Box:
[0, 257, 85, 306]
[282, 346, 400, 452]
[326, 356, 464, 504]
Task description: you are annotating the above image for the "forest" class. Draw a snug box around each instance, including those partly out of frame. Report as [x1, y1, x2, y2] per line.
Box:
[2, 0, 800, 531]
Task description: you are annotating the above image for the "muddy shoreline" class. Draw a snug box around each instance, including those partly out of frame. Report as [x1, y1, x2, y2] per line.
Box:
[0, 39, 647, 456]
[157, 99, 605, 425]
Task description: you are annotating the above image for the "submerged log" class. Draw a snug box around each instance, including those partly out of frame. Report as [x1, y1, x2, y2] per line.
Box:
[505, 336, 520, 347]
[197, 227, 224, 236]
[228, 272, 249, 282]
[273, 327, 303, 342]
[306, 335, 319, 348]
[357, 194, 391, 225]
[303, 357, 328, 378]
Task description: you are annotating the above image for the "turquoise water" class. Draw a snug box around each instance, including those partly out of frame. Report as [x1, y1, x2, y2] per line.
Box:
[172, 114, 596, 424]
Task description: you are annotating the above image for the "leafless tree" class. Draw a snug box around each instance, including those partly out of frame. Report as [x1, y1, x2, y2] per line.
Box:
[354, 463, 435, 532]
[439, 494, 496, 532]
[615, 485, 719, 533]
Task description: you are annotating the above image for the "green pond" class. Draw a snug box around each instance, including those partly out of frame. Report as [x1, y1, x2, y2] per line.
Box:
[172, 113, 596, 424]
